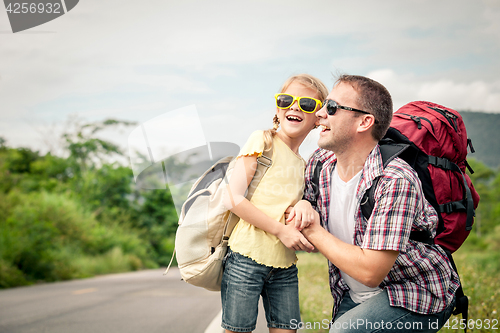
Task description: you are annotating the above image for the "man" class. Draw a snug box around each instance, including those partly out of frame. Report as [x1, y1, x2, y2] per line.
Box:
[290, 75, 458, 332]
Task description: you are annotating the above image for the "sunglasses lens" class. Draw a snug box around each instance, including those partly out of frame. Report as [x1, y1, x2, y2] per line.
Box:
[325, 100, 337, 115]
[276, 94, 294, 108]
[299, 98, 317, 113]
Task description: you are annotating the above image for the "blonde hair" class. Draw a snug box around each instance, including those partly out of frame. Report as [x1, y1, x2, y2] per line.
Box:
[263, 74, 329, 149]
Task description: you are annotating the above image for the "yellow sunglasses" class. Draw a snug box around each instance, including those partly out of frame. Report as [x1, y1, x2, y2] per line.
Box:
[275, 93, 322, 113]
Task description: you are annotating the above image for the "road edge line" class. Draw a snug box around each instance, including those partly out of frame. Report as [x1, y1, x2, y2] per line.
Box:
[204, 309, 223, 333]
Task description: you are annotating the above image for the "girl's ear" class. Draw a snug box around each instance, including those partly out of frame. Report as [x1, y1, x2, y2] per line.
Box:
[313, 118, 320, 130]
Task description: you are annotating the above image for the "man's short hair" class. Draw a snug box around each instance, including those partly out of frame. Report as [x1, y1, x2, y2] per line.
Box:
[335, 75, 393, 141]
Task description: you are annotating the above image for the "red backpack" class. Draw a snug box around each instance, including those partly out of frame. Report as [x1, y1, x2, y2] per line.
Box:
[361, 101, 480, 253]
[359, 101, 480, 324]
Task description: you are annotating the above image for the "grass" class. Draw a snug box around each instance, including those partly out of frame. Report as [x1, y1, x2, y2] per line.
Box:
[71, 246, 143, 277]
[440, 248, 500, 333]
[297, 247, 500, 333]
[297, 252, 332, 333]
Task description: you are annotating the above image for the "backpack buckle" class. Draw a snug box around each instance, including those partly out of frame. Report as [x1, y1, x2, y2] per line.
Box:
[439, 202, 454, 214]
[257, 154, 272, 168]
[428, 156, 453, 170]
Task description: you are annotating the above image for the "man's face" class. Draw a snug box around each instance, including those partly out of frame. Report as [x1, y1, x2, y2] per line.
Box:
[316, 82, 361, 153]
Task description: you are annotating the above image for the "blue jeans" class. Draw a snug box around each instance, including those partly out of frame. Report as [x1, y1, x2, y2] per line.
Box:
[330, 290, 455, 333]
[221, 249, 301, 332]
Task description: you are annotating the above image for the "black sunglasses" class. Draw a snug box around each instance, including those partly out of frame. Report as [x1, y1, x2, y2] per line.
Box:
[323, 99, 379, 124]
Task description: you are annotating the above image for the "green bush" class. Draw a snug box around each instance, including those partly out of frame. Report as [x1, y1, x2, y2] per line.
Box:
[0, 259, 29, 288]
[0, 126, 181, 288]
[0, 191, 155, 286]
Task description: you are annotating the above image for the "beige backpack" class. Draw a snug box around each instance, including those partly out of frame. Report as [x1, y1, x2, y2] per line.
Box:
[165, 143, 273, 291]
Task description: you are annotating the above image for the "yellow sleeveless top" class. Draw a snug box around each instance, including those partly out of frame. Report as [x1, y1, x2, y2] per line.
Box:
[228, 130, 306, 268]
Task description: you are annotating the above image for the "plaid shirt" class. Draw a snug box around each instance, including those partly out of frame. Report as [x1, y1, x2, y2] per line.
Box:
[304, 146, 460, 316]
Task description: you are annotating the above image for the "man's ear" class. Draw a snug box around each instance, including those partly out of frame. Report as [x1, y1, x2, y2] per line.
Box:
[357, 115, 376, 134]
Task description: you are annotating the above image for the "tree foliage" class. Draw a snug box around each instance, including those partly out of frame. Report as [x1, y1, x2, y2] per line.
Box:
[0, 120, 181, 287]
[467, 159, 500, 239]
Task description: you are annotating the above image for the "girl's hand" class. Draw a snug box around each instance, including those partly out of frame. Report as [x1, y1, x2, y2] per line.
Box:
[284, 206, 294, 223]
[277, 223, 315, 252]
[286, 200, 318, 231]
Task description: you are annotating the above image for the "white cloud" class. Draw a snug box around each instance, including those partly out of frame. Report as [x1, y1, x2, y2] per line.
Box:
[368, 69, 500, 113]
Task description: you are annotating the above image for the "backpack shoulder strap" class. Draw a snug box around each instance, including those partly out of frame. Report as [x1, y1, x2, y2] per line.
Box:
[249, 144, 273, 199]
[360, 142, 410, 220]
[360, 142, 433, 245]
[310, 159, 324, 201]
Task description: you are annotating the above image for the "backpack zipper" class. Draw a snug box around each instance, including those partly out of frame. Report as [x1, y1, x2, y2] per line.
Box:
[398, 113, 435, 133]
[428, 106, 459, 132]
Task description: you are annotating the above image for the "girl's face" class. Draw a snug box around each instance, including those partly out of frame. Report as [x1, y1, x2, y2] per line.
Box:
[276, 81, 321, 141]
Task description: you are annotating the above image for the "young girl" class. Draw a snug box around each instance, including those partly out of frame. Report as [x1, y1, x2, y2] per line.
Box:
[222, 74, 328, 333]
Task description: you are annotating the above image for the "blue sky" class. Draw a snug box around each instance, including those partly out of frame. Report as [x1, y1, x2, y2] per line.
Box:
[1, 0, 499, 161]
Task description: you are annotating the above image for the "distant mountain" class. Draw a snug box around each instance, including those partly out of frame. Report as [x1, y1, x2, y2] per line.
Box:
[460, 111, 500, 169]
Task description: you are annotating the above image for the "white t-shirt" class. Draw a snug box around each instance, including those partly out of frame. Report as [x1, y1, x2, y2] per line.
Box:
[328, 167, 382, 304]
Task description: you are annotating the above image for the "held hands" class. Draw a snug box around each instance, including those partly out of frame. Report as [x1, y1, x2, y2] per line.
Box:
[286, 200, 319, 231]
[281, 200, 320, 253]
[276, 222, 315, 253]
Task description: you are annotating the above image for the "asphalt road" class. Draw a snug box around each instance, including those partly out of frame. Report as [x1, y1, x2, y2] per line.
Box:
[0, 268, 223, 333]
